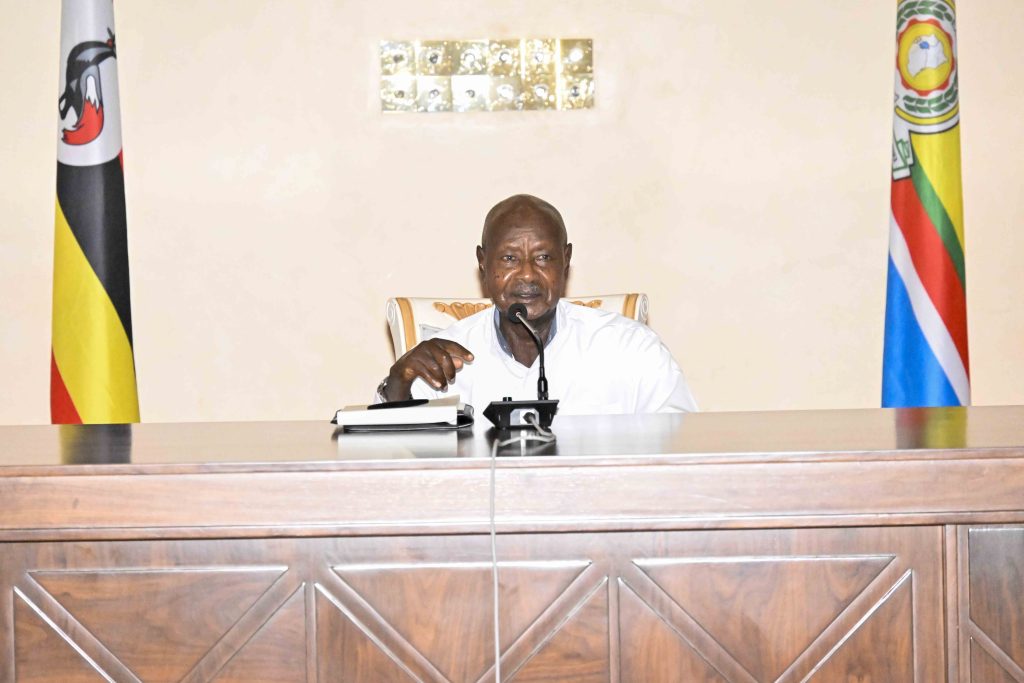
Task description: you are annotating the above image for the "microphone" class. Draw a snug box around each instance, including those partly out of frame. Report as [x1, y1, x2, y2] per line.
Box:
[481, 304, 559, 430]
[506, 304, 548, 400]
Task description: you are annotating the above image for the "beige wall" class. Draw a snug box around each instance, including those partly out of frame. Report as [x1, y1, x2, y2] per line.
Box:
[1, 1, 1022, 424]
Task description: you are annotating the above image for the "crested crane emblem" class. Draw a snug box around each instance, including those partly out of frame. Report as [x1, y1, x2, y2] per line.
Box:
[58, 29, 117, 146]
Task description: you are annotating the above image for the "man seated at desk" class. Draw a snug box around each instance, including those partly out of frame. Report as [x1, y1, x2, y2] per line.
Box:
[377, 194, 697, 414]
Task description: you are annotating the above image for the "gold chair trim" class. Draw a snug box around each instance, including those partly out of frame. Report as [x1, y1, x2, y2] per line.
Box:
[433, 301, 493, 320]
[396, 298, 418, 352]
[623, 293, 638, 319]
[432, 299, 604, 321]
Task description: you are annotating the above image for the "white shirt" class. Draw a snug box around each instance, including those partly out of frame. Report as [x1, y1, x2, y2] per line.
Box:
[409, 300, 697, 415]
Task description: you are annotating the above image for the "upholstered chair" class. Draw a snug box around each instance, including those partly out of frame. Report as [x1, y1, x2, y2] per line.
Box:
[386, 294, 649, 358]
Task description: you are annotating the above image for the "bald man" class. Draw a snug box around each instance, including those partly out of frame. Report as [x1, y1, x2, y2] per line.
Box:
[377, 194, 696, 414]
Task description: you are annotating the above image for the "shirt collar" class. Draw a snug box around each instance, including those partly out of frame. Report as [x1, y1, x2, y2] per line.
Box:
[493, 303, 558, 358]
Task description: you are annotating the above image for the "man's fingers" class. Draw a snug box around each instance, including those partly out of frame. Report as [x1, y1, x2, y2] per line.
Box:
[413, 357, 448, 389]
[422, 345, 457, 384]
[435, 340, 474, 362]
[393, 340, 473, 392]
[432, 349, 458, 383]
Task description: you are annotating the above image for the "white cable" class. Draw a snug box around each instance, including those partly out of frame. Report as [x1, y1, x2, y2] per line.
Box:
[489, 436, 502, 682]
[522, 411, 554, 438]
[489, 423, 556, 681]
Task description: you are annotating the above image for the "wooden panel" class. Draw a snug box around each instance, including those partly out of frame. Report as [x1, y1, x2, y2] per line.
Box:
[14, 592, 108, 683]
[31, 567, 282, 683]
[509, 579, 609, 683]
[489, 458, 1024, 532]
[946, 525, 962, 683]
[620, 527, 941, 682]
[635, 555, 891, 682]
[807, 574, 914, 682]
[0, 469, 495, 537]
[618, 580, 727, 682]
[338, 564, 495, 682]
[315, 585, 417, 682]
[968, 527, 1024, 672]
[0, 526, 945, 683]
[334, 560, 587, 682]
[958, 525, 1024, 682]
[970, 640, 1019, 683]
[6, 455, 1024, 542]
[211, 585, 306, 683]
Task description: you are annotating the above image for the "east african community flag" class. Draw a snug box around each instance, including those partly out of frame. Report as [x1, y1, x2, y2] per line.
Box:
[51, 0, 139, 423]
[883, 0, 968, 408]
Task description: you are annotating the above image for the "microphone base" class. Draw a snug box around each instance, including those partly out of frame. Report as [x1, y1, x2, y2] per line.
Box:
[483, 398, 559, 430]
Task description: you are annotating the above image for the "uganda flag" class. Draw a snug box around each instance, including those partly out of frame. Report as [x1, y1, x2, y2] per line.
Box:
[51, 0, 139, 424]
[882, 0, 968, 408]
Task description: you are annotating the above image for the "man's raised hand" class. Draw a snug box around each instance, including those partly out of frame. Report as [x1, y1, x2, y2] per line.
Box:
[384, 339, 474, 401]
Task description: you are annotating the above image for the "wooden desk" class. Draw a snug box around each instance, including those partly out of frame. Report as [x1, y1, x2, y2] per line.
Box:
[2, 407, 1023, 682]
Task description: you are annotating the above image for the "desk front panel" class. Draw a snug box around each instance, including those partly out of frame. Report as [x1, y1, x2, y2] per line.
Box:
[955, 524, 1024, 683]
[1, 525, 943, 682]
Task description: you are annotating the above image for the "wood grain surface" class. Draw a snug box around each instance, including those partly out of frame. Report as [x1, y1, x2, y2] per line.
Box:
[2, 409, 1024, 681]
[960, 525, 1024, 682]
[0, 527, 949, 682]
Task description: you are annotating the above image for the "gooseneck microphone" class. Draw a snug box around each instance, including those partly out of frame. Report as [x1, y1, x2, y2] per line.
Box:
[507, 303, 549, 400]
[482, 304, 560, 430]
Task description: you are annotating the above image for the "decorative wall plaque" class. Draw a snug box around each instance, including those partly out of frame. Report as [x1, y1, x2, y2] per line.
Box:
[380, 38, 594, 113]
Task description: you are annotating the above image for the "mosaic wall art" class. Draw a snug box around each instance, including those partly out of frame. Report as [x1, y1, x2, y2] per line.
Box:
[380, 38, 594, 113]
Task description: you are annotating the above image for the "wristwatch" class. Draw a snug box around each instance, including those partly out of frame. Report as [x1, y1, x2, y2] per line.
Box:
[374, 377, 389, 403]
[375, 376, 412, 403]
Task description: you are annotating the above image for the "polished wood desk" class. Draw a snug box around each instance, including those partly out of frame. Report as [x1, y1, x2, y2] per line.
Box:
[2, 407, 1024, 682]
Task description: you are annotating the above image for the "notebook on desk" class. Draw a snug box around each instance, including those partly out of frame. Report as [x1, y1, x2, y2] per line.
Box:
[332, 395, 473, 432]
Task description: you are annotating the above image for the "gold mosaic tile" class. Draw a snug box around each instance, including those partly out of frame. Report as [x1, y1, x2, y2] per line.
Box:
[487, 40, 520, 77]
[416, 75, 452, 112]
[561, 74, 594, 109]
[453, 40, 489, 76]
[380, 41, 415, 76]
[523, 72, 557, 110]
[416, 41, 453, 76]
[380, 75, 417, 111]
[452, 75, 490, 112]
[560, 39, 593, 75]
[522, 38, 557, 78]
[489, 76, 524, 111]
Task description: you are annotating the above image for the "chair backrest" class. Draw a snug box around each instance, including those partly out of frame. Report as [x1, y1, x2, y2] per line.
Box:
[386, 294, 649, 358]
